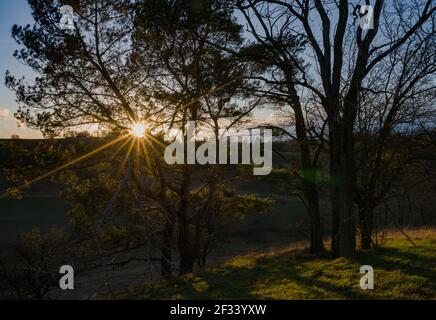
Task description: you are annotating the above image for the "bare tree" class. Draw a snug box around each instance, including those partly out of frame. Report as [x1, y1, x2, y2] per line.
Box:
[235, 0, 327, 253]
[355, 27, 436, 247]
[238, 0, 435, 256]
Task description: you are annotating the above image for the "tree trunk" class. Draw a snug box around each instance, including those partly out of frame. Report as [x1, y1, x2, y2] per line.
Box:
[178, 212, 195, 275]
[177, 163, 196, 275]
[306, 184, 324, 253]
[179, 253, 195, 275]
[330, 122, 356, 257]
[291, 92, 325, 253]
[161, 219, 174, 279]
[359, 205, 373, 249]
[177, 204, 196, 275]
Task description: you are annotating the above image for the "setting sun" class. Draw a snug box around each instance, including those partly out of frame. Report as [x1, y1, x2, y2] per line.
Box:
[130, 122, 146, 138]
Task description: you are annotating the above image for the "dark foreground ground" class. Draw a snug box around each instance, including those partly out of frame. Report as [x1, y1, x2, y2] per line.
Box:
[0, 185, 314, 299]
[1, 190, 435, 299]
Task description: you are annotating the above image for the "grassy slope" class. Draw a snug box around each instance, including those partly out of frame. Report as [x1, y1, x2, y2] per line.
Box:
[129, 229, 436, 300]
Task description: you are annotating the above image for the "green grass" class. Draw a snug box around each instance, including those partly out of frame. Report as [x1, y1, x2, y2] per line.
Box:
[129, 229, 436, 300]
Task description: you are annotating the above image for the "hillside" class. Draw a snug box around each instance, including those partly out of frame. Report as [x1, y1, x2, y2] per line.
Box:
[127, 229, 436, 300]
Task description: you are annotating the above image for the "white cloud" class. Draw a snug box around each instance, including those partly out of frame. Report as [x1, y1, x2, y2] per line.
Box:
[0, 108, 42, 139]
[0, 108, 11, 120]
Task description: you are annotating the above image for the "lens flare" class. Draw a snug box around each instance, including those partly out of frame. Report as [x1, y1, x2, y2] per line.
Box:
[130, 122, 146, 138]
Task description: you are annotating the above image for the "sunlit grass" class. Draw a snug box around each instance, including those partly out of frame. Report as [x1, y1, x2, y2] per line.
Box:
[129, 229, 436, 300]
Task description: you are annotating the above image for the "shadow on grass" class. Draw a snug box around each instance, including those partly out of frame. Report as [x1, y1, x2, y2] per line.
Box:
[351, 246, 436, 284]
[137, 242, 435, 300]
[139, 252, 359, 299]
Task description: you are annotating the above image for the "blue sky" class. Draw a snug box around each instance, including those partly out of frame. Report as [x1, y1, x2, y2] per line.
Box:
[0, 0, 42, 138]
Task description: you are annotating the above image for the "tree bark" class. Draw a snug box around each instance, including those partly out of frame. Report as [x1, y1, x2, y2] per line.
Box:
[161, 218, 174, 278]
[177, 164, 196, 275]
[359, 205, 374, 249]
[177, 208, 196, 275]
[330, 120, 356, 257]
[291, 91, 325, 253]
[306, 184, 324, 253]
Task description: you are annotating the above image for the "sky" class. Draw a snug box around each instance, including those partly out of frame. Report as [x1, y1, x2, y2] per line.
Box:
[0, 0, 42, 138]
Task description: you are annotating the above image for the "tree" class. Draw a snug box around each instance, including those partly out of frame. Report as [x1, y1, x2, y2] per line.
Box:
[6, 0, 145, 136]
[236, 0, 327, 253]
[355, 27, 436, 247]
[239, 0, 435, 257]
[5, 0, 269, 281]
[133, 0, 267, 275]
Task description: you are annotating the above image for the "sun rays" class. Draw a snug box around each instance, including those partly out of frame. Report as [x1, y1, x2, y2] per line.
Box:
[0, 126, 171, 200]
[0, 71, 250, 199]
[0, 134, 132, 199]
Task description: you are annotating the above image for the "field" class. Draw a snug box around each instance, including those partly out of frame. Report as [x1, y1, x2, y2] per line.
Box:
[130, 229, 436, 300]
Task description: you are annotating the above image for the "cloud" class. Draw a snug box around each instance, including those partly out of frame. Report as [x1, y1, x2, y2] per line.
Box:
[0, 108, 11, 120]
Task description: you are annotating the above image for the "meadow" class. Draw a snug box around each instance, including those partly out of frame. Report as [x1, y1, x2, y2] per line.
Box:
[130, 229, 436, 300]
